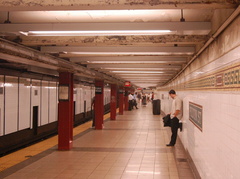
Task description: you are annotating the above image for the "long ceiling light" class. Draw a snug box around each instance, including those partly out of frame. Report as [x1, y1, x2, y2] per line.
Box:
[104, 68, 178, 70]
[62, 52, 192, 55]
[86, 61, 181, 64]
[20, 30, 172, 36]
[111, 71, 164, 73]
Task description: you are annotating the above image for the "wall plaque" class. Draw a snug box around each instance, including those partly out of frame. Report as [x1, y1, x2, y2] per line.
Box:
[58, 85, 69, 101]
[189, 102, 203, 131]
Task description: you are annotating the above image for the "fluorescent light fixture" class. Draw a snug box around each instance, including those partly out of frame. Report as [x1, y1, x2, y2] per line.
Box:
[135, 83, 159, 86]
[104, 68, 176, 70]
[60, 52, 179, 55]
[111, 71, 164, 73]
[20, 30, 172, 36]
[117, 73, 171, 76]
[87, 61, 176, 64]
[4, 83, 13, 87]
[60, 52, 192, 56]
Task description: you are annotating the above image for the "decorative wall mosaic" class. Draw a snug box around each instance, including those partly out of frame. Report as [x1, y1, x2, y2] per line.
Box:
[167, 62, 240, 91]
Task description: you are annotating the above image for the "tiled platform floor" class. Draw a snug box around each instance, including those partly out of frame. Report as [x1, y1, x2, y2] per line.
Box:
[0, 104, 195, 179]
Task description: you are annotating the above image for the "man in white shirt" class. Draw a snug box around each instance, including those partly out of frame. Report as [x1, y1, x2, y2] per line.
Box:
[166, 89, 183, 147]
[128, 92, 133, 110]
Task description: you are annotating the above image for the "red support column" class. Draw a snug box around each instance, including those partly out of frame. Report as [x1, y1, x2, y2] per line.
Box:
[95, 80, 104, 129]
[124, 87, 129, 111]
[58, 72, 74, 150]
[118, 86, 124, 115]
[110, 84, 117, 120]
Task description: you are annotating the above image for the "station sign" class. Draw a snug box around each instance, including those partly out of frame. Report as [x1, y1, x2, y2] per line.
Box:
[95, 86, 102, 94]
[124, 81, 131, 87]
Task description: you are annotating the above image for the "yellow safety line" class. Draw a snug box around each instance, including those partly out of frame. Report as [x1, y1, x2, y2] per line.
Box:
[0, 111, 115, 172]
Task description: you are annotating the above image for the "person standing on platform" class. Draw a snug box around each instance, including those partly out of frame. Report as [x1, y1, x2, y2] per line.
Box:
[142, 93, 147, 106]
[151, 92, 154, 101]
[166, 89, 183, 147]
[133, 92, 138, 109]
[91, 96, 95, 128]
[128, 92, 133, 111]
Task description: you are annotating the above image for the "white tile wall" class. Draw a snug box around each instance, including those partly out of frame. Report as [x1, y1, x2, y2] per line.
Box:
[80, 88, 84, 113]
[74, 86, 81, 114]
[104, 88, 110, 105]
[86, 89, 92, 111]
[158, 47, 240, 178]
[49, 82, 57, 123]
[73, 85, 95, 114]
[19, 78, 31, 130]
[0, 75, 4, 136]
[41, 81, 49, 125]
[31, 79, 41, 127]
[5, 76, 18, 135]
[159, 89, 240, 179]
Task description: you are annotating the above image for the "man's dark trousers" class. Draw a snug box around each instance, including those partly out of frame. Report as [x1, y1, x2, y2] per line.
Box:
[170, 117, 179, 145]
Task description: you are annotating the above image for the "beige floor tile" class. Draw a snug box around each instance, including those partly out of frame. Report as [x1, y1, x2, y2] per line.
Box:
[1, 106, 196, 179]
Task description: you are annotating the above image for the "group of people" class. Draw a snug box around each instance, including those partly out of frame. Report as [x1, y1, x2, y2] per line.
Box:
[128, 92, 138, 110]
[128, 91, 155, 110]
[128, 89, 183, 147]
[92, 89, 183, 148]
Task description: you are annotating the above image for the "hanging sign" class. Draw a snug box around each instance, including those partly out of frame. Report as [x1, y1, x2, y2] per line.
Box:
[124, 81, 131, 87]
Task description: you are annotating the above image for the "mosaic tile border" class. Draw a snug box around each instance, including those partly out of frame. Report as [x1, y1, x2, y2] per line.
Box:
[163, 62, 240, 91]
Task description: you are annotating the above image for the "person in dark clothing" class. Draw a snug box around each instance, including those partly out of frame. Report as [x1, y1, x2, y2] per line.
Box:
[132, 92, 138, 109]
[91, 96, 95, 127]
[166, 90, 183, 147]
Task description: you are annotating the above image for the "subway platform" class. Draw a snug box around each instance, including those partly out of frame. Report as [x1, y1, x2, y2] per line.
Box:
[0, 104, 195, 179]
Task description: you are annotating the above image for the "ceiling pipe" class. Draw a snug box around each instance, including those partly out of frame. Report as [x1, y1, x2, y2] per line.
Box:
[165, 6, 240, 86]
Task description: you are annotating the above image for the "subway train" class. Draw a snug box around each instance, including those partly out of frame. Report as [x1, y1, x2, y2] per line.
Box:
[0, 72, 112, 156]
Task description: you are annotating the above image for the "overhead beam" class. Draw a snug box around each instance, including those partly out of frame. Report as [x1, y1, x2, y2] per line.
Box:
[70, 56, 187, 63]
[41, 46, 195, 54]
[0, 0, 237, 11]
[20, 35, 209, 46]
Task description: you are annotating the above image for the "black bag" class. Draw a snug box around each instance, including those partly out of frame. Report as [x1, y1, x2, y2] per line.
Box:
[162, 114, 171, 127]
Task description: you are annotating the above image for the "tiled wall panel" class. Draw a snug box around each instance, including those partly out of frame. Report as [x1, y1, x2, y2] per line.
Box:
[19, 78, 31, 130]
[79, 88, 84, 113]
[0, 76, 4, 136]
[74, 86, 81, 114]
[49, 82, 57, 123]
[5, 76, 18, 135]
[41, 81, 49, 125]
[86, 88, 91, 111]
[31, 80, 41, 127]
[104, 88, 110, 105]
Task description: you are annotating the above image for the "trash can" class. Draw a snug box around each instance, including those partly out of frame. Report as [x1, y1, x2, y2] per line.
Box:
[152, 99, 161, 115]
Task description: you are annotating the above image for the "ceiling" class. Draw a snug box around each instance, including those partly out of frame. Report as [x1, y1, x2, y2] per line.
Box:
[0, 1, 239, 88]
